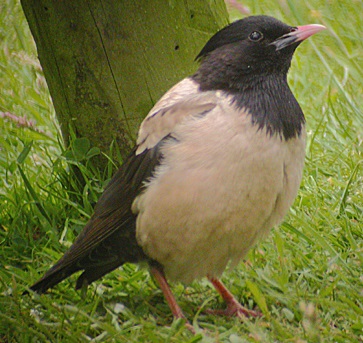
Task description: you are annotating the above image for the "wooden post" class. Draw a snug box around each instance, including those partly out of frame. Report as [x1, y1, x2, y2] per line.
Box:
[20, 0, 228, 167]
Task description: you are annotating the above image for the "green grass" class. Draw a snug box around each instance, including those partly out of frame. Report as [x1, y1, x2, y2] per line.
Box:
[1, 0, 362, 342]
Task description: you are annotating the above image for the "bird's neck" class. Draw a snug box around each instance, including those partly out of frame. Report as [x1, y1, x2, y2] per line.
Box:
[193, 72, 305, 141]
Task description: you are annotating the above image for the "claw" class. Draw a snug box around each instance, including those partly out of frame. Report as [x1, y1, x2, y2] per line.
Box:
[207, 276, 262, 319]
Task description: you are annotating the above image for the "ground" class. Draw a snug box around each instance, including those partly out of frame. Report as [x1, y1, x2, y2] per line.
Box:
[0, 0, 362, 342]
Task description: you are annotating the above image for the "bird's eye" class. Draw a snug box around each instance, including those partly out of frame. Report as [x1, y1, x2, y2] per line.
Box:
[249, 31, 263, 42]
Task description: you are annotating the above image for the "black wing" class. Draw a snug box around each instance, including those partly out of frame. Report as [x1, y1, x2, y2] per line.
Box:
[29, 80, 217, 293]
[29, 145, 162, 293]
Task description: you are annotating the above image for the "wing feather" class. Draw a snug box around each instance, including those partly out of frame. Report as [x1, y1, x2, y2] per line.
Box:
[29, 77, 220, 293]
[136, 78, 217, 154]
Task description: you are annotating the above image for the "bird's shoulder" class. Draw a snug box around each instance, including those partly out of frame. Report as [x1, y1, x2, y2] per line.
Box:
[136, 77, 220, 155]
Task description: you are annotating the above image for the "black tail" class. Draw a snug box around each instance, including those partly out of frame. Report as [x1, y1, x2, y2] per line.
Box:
[27, 219, 147, 294]
[28, 264, 80, 294]
[28, 260, 124, 294]
[27, 147, 159, 295]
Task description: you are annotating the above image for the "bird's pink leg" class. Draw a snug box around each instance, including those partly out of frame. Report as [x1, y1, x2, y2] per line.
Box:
[207, 277, 261, 318]
[150, 267, 195, 333]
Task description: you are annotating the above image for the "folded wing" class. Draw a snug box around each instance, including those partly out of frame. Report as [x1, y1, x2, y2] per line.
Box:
[29, 77, 218, 293]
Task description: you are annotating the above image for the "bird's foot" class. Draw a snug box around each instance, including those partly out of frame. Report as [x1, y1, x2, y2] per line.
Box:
[204, 298, 261, 319]
[206, 277, 262, 319]
[150, 266, 196, 334]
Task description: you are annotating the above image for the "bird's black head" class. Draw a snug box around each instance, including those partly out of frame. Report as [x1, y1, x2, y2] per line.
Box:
[192, 15, 325, 140]
[193, 15, 324, 91]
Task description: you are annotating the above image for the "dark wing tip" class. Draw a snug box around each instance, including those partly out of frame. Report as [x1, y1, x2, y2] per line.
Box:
[26, 262, 80, 294]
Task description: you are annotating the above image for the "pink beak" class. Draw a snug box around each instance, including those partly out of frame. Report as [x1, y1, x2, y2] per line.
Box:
[272, 24, 326, 51]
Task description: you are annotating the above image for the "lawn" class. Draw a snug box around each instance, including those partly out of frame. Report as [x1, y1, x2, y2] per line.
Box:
[1, 0, 362, 342]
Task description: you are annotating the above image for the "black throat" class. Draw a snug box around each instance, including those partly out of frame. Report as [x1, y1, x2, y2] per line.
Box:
[192, 72, 305, 141]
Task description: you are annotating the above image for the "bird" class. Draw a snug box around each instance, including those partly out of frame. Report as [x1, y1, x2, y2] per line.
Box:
[28, 15, 325, 330]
